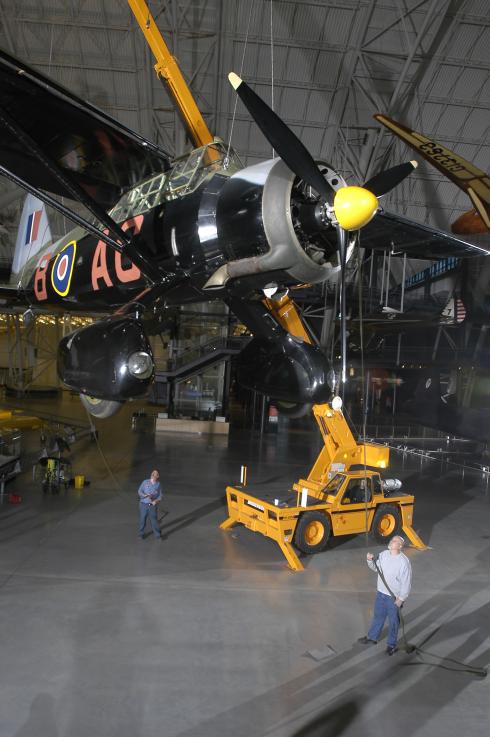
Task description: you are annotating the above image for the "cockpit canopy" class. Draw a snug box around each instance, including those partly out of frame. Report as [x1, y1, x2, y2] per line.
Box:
[109, 141, 241, 222]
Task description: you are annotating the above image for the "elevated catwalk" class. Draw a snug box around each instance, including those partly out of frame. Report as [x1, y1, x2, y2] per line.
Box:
[0, 397, 488, 737]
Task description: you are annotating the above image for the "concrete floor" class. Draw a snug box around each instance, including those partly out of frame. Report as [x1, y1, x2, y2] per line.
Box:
[0, 395, 489, 737]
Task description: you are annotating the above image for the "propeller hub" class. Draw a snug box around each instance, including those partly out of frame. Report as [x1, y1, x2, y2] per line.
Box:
[333, 186, 378, 230]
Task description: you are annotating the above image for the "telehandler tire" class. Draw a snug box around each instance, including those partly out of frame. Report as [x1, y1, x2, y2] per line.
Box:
[294, 511, 331, 554]
[372, 504, 402, 543]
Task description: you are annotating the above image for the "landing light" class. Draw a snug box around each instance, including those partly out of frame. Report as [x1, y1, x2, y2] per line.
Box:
[128, 351, 153, 379]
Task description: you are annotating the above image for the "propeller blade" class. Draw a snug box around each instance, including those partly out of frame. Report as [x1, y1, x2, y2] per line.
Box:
[363, 160, 418, 197]
[229, 72, 331, 200]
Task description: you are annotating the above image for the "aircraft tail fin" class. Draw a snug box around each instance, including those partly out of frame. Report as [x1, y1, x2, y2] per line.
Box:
[374, 114, 490, 231]
[441, 295, 467, 324]
[12, 194, 52, 278]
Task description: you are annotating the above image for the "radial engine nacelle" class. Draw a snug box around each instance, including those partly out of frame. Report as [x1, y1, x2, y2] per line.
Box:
[161, 156, 350, 295]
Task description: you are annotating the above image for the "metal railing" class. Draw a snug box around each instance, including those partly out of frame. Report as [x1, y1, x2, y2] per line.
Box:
[348, 418, 490, 481]
[155, 336, 247, 376]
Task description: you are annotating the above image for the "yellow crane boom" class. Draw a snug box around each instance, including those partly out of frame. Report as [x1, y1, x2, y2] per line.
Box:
[128, 0, 214, 149]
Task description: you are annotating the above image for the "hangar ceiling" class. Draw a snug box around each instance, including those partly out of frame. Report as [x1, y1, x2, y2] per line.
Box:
[0, 0, 489, 265]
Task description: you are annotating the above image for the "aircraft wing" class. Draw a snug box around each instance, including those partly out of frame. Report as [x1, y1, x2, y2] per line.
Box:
[0, 49, 170, 210]
[360, 209, 490, 259]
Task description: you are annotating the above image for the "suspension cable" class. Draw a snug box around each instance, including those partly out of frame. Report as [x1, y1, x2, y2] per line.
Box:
[355, 242, 371, 545]
[227, 0, 255, 161]
[270, 0, 275, 157]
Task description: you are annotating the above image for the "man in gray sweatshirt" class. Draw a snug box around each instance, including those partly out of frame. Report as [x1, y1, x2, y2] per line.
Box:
[358, 535, 412, 655]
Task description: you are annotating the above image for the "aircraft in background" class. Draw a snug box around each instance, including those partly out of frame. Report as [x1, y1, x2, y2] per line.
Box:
[354, 114, 490, 441]
[375, 114, 490, 325]
[375, 113, 490, 236]
[0, 1, 486, 419]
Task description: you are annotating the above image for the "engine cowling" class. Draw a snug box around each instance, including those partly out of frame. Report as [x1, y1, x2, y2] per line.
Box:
[57, 316, 154, 401]
[201, 157, 345, 291]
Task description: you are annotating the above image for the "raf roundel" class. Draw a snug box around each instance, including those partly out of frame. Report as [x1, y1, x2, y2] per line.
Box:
[51, 241, 77, 296]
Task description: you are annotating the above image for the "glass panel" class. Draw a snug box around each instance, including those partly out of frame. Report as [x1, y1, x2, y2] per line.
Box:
[173, 363, 224, 420]
[109, 171, 168, 222]
[342, 478, 371, 504]
[164, 142, 240, 198]
[323, 474, 345, 494]
[108, 142, 242, 221]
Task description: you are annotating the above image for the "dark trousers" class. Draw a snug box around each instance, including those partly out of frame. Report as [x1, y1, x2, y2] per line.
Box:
[367, 591, 400, 647]
[139, 502, 161, 538]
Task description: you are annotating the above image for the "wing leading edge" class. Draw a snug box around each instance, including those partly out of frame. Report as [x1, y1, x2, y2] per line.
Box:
[0, 49, 170, 211]
[361, 209, 489, 259]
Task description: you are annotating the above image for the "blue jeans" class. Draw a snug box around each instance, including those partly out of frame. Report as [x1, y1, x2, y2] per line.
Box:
[139, 503, 161, 538]
[367, 591, 400, 647]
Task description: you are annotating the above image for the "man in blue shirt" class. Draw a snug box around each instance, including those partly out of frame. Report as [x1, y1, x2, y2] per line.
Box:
[138, 469, 162, 539]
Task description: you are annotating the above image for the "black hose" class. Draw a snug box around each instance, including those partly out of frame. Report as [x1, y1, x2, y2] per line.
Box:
[397, 600, 487, 678]
[373, 557, 487, 677]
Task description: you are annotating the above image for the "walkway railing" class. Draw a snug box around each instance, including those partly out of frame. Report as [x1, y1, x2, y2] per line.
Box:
[155, 336, 248, 379]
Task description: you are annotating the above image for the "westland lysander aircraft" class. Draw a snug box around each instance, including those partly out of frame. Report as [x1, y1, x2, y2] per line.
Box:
[0, 1, 486, 419]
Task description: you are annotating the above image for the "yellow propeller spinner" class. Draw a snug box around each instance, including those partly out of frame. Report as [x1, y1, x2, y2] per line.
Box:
[333, 186, 379, 231]
[228, 72, 417, 232]
[333, 160, 418, 230]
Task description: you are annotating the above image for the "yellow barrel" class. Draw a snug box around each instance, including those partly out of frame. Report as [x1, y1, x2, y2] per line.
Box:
[74, 475, 85, 489]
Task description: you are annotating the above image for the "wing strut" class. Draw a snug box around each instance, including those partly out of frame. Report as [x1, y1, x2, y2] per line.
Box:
[0, 109, 160, 281]
[0, 164, 161, 281]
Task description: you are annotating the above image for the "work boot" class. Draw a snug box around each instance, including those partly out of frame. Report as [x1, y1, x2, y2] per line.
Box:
[358, 636, 377, 645]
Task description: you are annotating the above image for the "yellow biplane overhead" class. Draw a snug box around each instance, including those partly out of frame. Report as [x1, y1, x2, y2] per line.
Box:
[375, 113, 490, 235]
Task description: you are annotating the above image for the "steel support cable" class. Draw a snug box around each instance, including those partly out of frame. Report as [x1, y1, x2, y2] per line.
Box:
[355, 245, 370, 546]
[329, 277, 339, 374]
[270, 0, 275, 153]
[82, 404, 165, 543]
[81, 406, 131, 504]
[85, 409, 171, 533]
[226, 0, 255, 161]
[338, 246, 370, 539]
